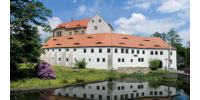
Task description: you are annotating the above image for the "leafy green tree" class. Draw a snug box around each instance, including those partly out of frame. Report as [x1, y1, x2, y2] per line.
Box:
[10, 0, 52, 75]
[148, 58, 160, 70]
[151, 32, 167, 41]
[166, 28, 182, 47]
[44, 36, 52, 43]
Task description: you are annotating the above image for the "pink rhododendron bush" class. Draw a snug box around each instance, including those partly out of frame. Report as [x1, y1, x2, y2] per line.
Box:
[34, 62, 56, 80]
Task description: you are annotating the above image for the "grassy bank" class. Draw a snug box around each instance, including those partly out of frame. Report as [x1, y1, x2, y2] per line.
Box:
[10, 64, 179, 89]
[151, 70, 177, 73]
[10, 64, 122, 88]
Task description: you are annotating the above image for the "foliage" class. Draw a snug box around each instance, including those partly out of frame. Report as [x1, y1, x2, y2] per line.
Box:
[88, 69, 96, 74]
[74, 59, 87, 69]
[26, 62, 35, 69]
[151, 31, 167, 41]
[34, 62, 56, 80]
[10, 0, 52, 75]
[148, 58, 160, 70]
[148, 81, 161, 89]
[76, 78, 85, 83]
[107, 68, 117, 80]
[44, 36, 52, 43]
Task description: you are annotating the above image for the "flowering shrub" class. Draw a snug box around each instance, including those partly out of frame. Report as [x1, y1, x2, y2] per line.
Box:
[34, 62, 56, 80]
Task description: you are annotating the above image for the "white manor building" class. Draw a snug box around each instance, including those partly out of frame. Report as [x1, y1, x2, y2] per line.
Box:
[40, 33, 177, 70]
[53, 81, 176, 100]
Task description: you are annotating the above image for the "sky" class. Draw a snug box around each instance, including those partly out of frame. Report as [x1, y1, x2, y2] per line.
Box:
[38, 0, 190, 46]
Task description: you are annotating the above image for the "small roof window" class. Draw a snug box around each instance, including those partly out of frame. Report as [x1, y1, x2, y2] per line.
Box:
[96, 42, 103, 44]
[74, 43, 81, 45]
[87, 37, 93, 39]
[122, 37, 128, 39]
[138, 44, 144, 46]
[76, 24, 81, 26]
[45, 44, 49, 46]
[154, 45, 161, 47]
[53, 39, 57, 41]
[68, 37, 74, 39]
[143, 40, 150, 41]
[59, 26, 62, 28]
[56, 43, 62, 45]
[119, 42, 125, 44]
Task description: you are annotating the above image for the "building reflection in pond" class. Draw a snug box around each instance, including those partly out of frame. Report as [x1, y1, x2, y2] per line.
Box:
[53, 81, 176, 100]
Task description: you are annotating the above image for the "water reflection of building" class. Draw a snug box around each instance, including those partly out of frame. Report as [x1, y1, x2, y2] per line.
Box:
[53, 81, 176, 100]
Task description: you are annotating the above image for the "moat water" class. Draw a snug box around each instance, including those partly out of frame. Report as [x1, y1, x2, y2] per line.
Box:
[10, 78, 190, 100]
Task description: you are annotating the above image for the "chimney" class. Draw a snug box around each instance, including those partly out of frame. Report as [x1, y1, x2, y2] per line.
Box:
[71, 18, 74, 22]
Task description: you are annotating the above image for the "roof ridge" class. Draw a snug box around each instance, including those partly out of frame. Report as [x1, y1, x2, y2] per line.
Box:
[60, 18, 92, 24]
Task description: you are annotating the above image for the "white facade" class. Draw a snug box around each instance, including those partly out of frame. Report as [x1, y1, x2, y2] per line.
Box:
[53, 81, 176, 99]
[41, 46, 177, 70]
[87, 13, 114, 34]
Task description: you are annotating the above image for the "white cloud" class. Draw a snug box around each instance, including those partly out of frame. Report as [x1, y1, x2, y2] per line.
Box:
[178, 29, 190, 46]
[73, 0, 77, 3]
[157, 0, 190, 13]
[133, 2, 150, 10]
[38, 17, 62, 44]
[114, 13, 185, 35]
[178, 9, 190, 19]
[126, 0, 134, 4]
[77, 5, 87, 15]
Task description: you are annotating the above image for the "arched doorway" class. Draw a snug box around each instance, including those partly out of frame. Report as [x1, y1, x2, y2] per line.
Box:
[158, 60, 163, 68]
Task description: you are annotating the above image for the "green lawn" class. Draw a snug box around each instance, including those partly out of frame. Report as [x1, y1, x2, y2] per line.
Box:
[151, 70, 177, 73]
[10, 64, 122, 88]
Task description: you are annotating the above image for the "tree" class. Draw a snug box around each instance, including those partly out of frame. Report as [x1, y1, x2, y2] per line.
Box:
[151, 32, 167, 41]
[10, 0, 52, 75]
[166, 28, 182, 47]
[44, 36, 52, 43]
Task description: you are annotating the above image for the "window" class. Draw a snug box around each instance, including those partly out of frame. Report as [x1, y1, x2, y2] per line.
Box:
[74, 31, 77, 34]
[56, 31, 62, 37]
[84, 49, 86, 53]
[52, 49, 54, 51]
[126, 49, 128, 53]
[52, 57, 53, 59]
[74, 49, 76, 51]
[82, 31, 84, 34]
[137, 50, 139, 54]
[66, 58, 68, 61]
[107, 95, 110, 100]
[150, 51, 153, 55]
[170, 91, 172, 94]
[94, 26, 97, 30]
[83, 94, 86, 98]
[74, 94, 76, 97]
[160, 51, 163, 55]
[97, 58, 100, 62]
[114, 95, 117, 100]
[99, 95, 102, 99]
[59, 49, 61, 51]
[107, 48, 110, 53]
[118, 86, 120, 90]
[131, 59, 133, 62]
[142, 92, 144, 96]
[138, 58, 140, 62]
[155, 51, 158, 55]
[102, 58, 105, 62]
[69, 32, 71, 35]
[142, 50, 145, 54]
[118, 58, 121, 62]
[92, 20, 94, 23]
[91, 49, 94, 53]
[171, 52, 172, 55]
[136, 93, 139, 97]
[122, 86, 124, 90]
[122, 58, 124, 62]
[159, 91, 162, 95]
[138, 85, 140, 89]
[74, 58, 76, 61]
[120, 94, 124, 99]
[99, 49, 102, 53]
[132, 50, 134, 54]
[115, 49, 118, 53]
[89, 86, 91, 89]
[130, 85, 133, 88]
[150, 91, 153, 95]
[91, 94, 94, 98]
[138, 58, 144, 62]
[102, 86, 105, 90]
[97, 86, 100, 90]
[121, 49, 124, 53]
[141, 85, 143, 88]
[59, 58, 61, 61]
[154, 91, 157, 95]
[131, 93, 134, 98]
[99, 19, 101, 22]
[66, 49, 69, 51]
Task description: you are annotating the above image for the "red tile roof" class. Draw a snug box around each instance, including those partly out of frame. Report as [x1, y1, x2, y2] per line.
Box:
[41, 33, 176, 50]
[56, 18, 92, 29]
